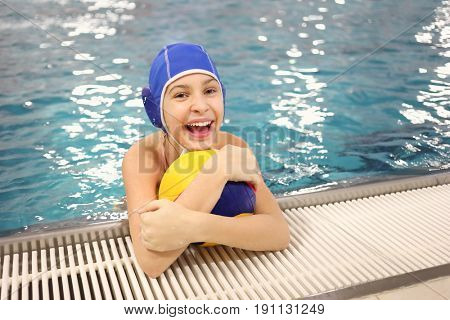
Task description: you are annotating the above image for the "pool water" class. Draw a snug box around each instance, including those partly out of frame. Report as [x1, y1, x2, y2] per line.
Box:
[0, 0, 449, 234]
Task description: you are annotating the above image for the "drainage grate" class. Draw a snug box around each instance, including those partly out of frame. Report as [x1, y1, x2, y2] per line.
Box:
[1, 177, 449, 300]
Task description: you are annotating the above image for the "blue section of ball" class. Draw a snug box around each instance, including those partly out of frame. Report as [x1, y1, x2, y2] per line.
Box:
[192, 181, 256, 245]
[212, 182, 256, 217]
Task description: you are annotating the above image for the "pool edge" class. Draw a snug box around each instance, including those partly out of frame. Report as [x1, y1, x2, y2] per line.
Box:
[1, 170, 449, 245]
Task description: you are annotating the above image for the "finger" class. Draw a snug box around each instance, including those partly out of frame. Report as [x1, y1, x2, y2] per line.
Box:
[141, 237, 156, 251]
[251, 178, 259, 191]
[245, 177, 258, 192]
[140, 230, 150, 245]
[130, 201, 155, 216]
[247, 181, 257, 192]
[140, 225, 152, 241]
[133, 199, 168, 215]
[140, 209, 163, 225]
[142, 238, 165, 252]
[251, 173, 263, 190]
[140, 231, 162, 251]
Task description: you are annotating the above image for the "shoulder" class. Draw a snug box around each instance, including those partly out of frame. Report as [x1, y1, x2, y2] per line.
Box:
[122, 131, 163, 177]
[216, 131, 250, 149]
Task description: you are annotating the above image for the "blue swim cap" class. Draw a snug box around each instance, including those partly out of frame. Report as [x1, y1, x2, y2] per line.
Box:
[142, 43, 226, 132]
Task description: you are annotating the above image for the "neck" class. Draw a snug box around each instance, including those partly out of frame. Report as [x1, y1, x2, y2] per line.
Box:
[162, 132, 185, 167]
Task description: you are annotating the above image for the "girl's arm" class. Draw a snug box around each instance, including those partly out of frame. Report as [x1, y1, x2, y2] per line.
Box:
[123, 140, 232, 278]
[192, 180, 290, 251]
[140, 177, 290, 252]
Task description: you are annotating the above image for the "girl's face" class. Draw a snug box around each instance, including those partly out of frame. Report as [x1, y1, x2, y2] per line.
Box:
[163, 73, 224, 151]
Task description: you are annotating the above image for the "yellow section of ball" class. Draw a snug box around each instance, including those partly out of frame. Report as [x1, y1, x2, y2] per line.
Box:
[158, 149, 217, 201]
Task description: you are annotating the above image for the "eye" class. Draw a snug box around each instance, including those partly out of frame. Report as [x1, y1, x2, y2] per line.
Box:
[205, 87, 217, 95]
[174, 92, 188, 99]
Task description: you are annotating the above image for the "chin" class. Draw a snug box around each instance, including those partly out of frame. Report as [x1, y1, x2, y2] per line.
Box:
[183, 136, 215, 151]
[187, 143, 213, 151]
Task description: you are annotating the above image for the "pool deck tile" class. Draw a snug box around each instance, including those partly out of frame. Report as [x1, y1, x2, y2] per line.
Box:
[352, 275, 450, 300]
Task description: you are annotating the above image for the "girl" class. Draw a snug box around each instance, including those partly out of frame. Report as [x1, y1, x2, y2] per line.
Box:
[122, 43, 290, 278]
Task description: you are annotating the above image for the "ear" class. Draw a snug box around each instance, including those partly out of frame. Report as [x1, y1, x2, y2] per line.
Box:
[141, 86, 152, 108]
[142, 86, 165, 131]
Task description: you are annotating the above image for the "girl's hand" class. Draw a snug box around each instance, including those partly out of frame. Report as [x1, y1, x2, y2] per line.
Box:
[137, 199, 195, 252]
[215, 145, 262, 190]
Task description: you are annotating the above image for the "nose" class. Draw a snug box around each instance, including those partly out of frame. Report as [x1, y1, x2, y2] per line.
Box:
[190, 92, 209, 114]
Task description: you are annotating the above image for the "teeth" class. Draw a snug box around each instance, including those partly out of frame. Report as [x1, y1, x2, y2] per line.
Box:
[186, 121, 211, 127]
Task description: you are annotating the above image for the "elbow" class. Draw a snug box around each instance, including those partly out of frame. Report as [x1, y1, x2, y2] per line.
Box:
[276, 219, 291, 251]
[263, 217, 290, 252]
[277, 231, 290, 251]
[140, 263, 166, 279]
[135, 257, 167, 279]
[280, 232, 291, 250]
[261, 214, 291, 251]
[266, 235, 290, 252]
[145, 269, 164, 279]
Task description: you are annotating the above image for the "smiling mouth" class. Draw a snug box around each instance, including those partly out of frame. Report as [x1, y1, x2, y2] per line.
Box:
[184, 121, 213, 138]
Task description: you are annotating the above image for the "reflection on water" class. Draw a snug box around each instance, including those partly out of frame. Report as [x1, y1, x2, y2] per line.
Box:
[258, 0, 336, 190]
[54, 0, 138, 224]
[0, 0, 449, 233]
[257, 0, 449, 193]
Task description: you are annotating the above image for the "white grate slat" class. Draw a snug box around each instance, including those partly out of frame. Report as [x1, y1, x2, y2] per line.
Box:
[21, 252, 29, 300]
[40, 249, 49, 300]
[1, 255, 9, 300]
[31, 251, 38, 299]
[10, 254, 19, 300]
[84, 243, 102, 300]
[49, 248, 60, 300]
[75, 244, 91, 300]
[67, 245, 81, 300]
[58, 247, 71, 300]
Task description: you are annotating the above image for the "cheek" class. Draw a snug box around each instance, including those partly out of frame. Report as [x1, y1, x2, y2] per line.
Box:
[210, 97, 224, 114]
[164, 105, 185, 127]
[214, 104, 224, 127]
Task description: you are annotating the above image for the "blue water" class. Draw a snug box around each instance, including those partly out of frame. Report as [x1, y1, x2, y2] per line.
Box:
[0, 0, 449, 234]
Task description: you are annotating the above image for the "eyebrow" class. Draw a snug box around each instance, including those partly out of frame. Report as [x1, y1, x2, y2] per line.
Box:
[168, 84, 188, 95]
[168, 78, 217, 95]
